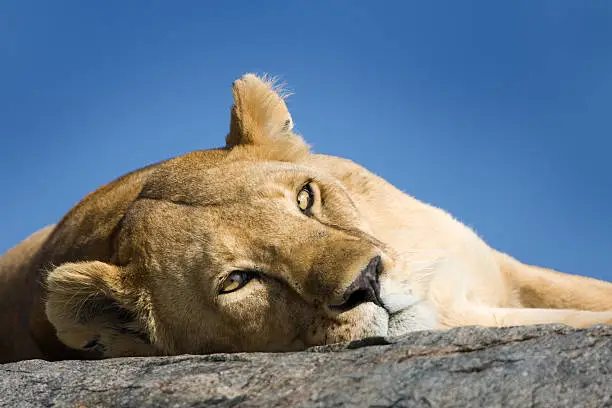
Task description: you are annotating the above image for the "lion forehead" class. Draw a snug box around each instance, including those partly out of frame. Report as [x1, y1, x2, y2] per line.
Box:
[137, 159, 329, 207]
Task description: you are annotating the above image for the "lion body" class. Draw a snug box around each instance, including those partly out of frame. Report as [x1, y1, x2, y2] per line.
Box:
[2, 74, 612, 363]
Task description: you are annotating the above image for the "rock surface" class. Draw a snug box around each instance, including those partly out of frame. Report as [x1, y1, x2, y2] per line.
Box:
[2, 325, 612, 407]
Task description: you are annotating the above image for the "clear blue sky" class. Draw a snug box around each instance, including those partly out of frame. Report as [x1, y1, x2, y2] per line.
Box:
[1, 1, 611, 280]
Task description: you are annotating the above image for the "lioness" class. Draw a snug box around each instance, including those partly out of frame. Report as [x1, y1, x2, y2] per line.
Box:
[1, 74, 612, 364]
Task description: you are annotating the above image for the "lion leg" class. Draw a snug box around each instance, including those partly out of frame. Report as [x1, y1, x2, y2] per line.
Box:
[420, 256, 612, 329]
[494, 250, 612, 312]
[455, 306, 612, 329]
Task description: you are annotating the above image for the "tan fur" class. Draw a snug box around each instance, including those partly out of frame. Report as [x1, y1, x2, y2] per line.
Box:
[1, 73, 611, 363]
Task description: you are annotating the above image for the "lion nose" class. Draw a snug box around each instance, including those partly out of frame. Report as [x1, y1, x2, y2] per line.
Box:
[328, 256, 384, 312]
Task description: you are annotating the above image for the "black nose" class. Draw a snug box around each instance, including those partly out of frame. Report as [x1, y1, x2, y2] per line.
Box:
[328, 256, 384, 312]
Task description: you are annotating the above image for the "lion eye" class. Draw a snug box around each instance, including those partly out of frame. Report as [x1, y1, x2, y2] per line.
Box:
[297, 184, 314, 212]
[219, 271, 254, 294]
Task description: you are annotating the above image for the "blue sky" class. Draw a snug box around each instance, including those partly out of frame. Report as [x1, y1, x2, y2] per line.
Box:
[1, 1, 611, 280]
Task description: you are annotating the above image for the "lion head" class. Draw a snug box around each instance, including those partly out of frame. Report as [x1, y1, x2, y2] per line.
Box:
[44, 74, 425, 358]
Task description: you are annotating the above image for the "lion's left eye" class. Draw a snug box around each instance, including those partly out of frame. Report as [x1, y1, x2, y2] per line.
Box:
[297, 184, 314, 212]
[219, 271, 254, 294]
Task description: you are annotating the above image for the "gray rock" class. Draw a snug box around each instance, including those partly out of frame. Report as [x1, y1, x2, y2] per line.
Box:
[2, 325, 612, 407]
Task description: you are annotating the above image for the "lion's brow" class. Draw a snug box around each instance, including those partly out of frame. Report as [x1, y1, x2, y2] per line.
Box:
[135, 194, 237, 208]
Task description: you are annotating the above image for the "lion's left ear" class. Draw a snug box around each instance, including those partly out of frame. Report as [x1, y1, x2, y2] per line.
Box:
[226, 74, 309, 155]
[45, 261, 157, 357]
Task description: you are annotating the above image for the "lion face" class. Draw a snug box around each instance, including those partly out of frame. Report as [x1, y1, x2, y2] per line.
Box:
[128, 160, 395, 354]
[44, 74, 420, 358]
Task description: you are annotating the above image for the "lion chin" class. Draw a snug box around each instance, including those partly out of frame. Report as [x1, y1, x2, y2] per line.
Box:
[2, 73, 612, 363]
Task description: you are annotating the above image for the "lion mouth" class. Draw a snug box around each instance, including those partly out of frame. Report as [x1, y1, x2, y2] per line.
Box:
[381, 291, 420, 315]
[384, 296, 436, 336]
[378, 278, 436, 336]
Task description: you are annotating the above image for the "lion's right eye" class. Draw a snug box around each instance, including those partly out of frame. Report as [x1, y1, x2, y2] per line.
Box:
[219, 271, 254, 294]
[297, 183, 314, 213]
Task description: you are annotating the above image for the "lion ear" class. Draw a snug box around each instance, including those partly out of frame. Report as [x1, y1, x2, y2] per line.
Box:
[226, 73, 309, 153]
[45, 261, 155, 357]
